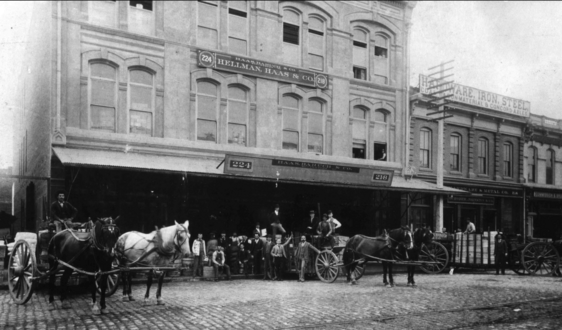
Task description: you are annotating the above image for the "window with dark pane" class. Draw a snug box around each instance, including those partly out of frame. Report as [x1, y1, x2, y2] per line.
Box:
[420, 129, 431, 168]
[130, 0, 152, 11]
[450, 134, 460, 171]
[283, 23, 299, 45]
[282, 95, 299, 151]
[228, 87, 247, 146]
[478, 138, 488, 175]
[527, 147, 536, 182]
[546, 149, 554, 184]
[197, 81, 218, 142]
[503, 143, 512, 177]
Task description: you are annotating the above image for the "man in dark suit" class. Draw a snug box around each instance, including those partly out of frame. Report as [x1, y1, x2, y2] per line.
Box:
[50, 191, 78, 230]
[248, 232, 264, 275]
[302, 209, 319, 238]
[270, 204, 286, 238]
[218, 231, 228, 249]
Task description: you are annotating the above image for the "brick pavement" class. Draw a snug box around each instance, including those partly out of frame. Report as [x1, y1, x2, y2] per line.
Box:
[2, 272, 562, 329]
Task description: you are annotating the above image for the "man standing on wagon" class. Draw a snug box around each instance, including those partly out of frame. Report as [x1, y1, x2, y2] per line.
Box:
[50, 190, 78, 230]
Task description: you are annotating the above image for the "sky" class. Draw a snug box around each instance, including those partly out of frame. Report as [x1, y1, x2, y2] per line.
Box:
[1, 1, 562, 168]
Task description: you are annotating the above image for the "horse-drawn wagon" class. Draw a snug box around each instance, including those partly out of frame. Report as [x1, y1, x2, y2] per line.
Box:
[425, 230, 561, 276]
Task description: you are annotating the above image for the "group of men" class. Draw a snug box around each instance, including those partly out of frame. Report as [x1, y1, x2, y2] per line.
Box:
[191, 207, 342, 282]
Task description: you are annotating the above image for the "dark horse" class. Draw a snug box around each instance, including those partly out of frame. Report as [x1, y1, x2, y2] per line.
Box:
[406, 227, 434, 287]
[48, 217, 120, 314]
[343, 226, 413, 287]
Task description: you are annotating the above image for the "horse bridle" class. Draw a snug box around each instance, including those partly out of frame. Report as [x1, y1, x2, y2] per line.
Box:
[173, 223, 189, 254]
[92, 218, 120, 253]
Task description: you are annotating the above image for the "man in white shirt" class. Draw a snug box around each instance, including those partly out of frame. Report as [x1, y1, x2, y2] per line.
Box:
[327, 210, 342, 235]
[192, 233, 206, 280]
[465, 218, 476, 234]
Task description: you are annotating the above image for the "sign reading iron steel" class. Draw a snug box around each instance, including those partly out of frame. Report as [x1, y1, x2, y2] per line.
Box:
[419, 74, 530, 117]
[198, 49, 329, 89]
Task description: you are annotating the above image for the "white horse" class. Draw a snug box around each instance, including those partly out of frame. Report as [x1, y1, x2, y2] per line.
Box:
[115, 220, 190, 305]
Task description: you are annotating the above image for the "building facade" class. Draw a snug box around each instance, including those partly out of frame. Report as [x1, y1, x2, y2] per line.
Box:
[524, 114, 562, 240]
[14, 1, 465, 238]
[410, 77, 530, 234]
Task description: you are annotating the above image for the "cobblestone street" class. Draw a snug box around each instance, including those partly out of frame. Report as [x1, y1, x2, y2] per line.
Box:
[2, 271, 562, 329]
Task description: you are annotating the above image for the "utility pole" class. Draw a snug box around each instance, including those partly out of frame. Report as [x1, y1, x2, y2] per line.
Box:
[421, 60, 454, 232]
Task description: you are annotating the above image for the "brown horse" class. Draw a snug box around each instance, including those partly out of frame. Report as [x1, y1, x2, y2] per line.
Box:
[343, 226, 413, 287]
[407, 227, 434, 286]
[47, 217, 120, 314]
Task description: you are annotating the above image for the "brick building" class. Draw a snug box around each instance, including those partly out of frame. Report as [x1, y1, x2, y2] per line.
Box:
[14, 1, 467, 237]
[524, 114, 562, 240]
[410, 77, 530, 234]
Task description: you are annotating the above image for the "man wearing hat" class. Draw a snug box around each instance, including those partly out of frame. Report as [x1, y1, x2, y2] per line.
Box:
[218, 231, 228, 249]
[302, 209, 319, 239]
[494, 233, 508, 275]
[50, 191, 78, 230]
[270, 204, 286, 238]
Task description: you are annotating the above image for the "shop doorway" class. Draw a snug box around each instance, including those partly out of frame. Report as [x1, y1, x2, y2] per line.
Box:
[483, 209, 497, 232]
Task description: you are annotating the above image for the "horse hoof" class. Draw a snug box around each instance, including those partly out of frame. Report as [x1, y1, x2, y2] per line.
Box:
[128, 295, 136, 302]
[407, 283, 412, 287]
[48, 302, 56, 311]
[122, 295, 130, 302]
[144, 298, 151, 305]
[351, 281, 358, 285]
[411, 284, 417, 287]
[92, 304, 102, 315]
[385, 284, 390, 288]
[390, 284, 395, 288]
[157, 299, 165, 306]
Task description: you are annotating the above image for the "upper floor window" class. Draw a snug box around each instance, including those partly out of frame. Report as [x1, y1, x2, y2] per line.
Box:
[546, 149, 554, 184]
[477, 138, 489, 175]
[527, 146, 536, 182]
[307, 99, 324, 154]
[228, 1, 248, 55]
[282, 95, 300, 151]
[351, 106, 367, 159]
[450, 134, 461, 171]
[227, 86, 248, 146]
[196, 81, 219, 142]
[420, 128, 432, 168]
[373, 34, 389, 84]
[352, 29, 368, 80]
[129, 1, 154, 35]
[503, 142, 513, 177]
[129, 69, 154, 136]
[373, 110, 388, 161]
[198, 1, 219, 49]
[282, 9, 301, 65]
[90, 63, 117, 132]
[308, 16, 325, 71]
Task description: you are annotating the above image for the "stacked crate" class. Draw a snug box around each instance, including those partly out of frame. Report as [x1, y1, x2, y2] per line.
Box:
[454, 231, 497, 264]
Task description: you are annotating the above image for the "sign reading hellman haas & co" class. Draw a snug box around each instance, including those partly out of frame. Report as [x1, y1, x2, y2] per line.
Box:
[198, 50, 329, 89]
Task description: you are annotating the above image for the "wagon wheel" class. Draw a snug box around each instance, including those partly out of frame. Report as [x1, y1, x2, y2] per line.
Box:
[509, 248, 527, 275]
[521, 242, 560, 276]
[315, 250, 339, 283]
[419, 242, 449, 274]
[96, 258, 120, 296]
[8, 240, 37, 305]
[352, 260, 366, 280]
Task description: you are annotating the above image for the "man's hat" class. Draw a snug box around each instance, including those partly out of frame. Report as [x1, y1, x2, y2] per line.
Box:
[56, 190, 66, 196]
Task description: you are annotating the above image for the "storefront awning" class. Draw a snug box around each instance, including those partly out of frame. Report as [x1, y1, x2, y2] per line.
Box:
[53, 147, 223, 175]
[388, 176, 466, 195]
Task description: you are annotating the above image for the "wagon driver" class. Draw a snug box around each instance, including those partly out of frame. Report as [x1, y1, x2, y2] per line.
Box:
[50, 190, 78, 230]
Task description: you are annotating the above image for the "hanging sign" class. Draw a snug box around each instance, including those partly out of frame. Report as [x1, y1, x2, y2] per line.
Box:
[198, 49, 329, 89]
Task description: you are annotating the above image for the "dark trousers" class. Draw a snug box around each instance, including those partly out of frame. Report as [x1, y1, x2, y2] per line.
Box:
[273, 256, 284, 279]
[192, 254, 204, 277]
[263, 256, 273, 279]
[213, 264, 231, 280]
[253, 253, 262, 274]
[495, 253, 506, 274]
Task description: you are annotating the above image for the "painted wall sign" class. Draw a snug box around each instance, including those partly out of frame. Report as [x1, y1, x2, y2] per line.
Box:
[197, 49, 329, 89]
[447, 195, 495, 205]
[532, 191, 562, 200]
[224, 155, 393, 187]
[419, 74, 530, 117]
[544, 119, 558, 127]
[449, 185, 522, 198]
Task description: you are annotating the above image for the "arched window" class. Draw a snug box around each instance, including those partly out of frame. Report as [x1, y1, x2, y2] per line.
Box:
[503, 142, 513, 177]
[546, 149, 555, 184]
[308, 16, 325, 71]
[450, 134, 461, 171]
[527, 147, 536, 182]
[373, 34, 389, 84]
[90, 62, 117, 132]
[227, 86, 248, 146]
[352, 106, 368, 159]
[129, 69, 154, 136]
[478, 138, 489, 175]
[198, 0, 219, 49]
[307, 99, 324, 153]
[228, 1, 248, 55]
[420, 128, 432, 168]
[282, 9, 301, 66]
[352, 29, 368, 80]
[373, 110, 388, 161]
[282, 95, 300, 151]
[196, 81, 219, 142]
